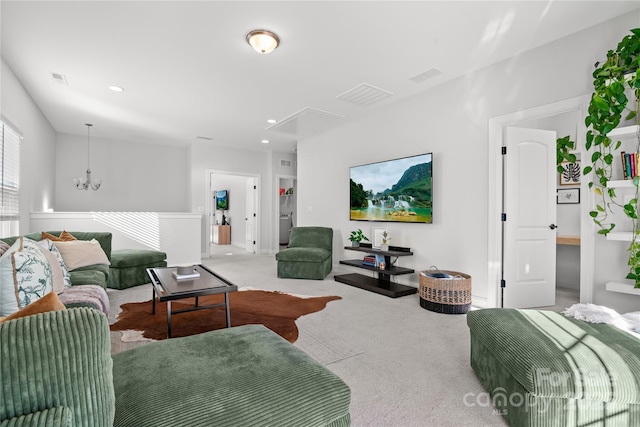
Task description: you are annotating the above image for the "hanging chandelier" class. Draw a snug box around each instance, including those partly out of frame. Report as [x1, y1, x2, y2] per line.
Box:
[73, 123, 101, 191]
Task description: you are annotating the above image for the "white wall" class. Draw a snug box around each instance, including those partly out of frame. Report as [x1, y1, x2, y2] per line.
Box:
[210, 173, 248, 247]
[1, 59, 57, 232]
[190, 143, 272, 254]
[296, 12, 639, 310]
[55, 133, 189, 212]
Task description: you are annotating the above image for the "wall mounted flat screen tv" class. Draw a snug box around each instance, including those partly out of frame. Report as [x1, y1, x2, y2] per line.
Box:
[215, 190, 228, 210]
[350, 153, 432, 223]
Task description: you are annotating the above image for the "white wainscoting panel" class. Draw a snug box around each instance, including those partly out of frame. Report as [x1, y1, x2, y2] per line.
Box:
[30, 212, 202, 266]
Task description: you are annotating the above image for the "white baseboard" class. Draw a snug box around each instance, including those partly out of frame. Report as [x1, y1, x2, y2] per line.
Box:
[471, 295, 489, 308]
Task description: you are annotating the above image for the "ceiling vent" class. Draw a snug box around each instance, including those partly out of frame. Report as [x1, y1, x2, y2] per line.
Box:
[280, 159, 292, 167]
[409, 68, 443, 83]
[49, 71, 68, 85]
[336, 83, 393, 107]
[267, 107, 344, 136]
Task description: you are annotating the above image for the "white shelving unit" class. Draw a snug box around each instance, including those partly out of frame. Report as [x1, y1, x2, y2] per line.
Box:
[606, 231, 634, 242]
[601, 125, 640, 293]
[604, 179, 636, 242]
[608, 124, 639, 137]
[605, 280, 640, 295]
[606, 179, 635, 188]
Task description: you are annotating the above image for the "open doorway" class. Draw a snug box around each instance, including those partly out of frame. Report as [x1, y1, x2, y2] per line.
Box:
[487, 95, 592, 309]
[207, 170, 259, 256]
[276, 175, 297, 250]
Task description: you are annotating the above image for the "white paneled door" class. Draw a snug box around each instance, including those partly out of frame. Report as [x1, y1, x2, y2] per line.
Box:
[245, 178, 257, 253]
[503, 127, 557, 308]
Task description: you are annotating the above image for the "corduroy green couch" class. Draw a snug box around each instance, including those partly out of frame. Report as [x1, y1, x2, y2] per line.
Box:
[0, 308, 351, 427]
[467, 308, 640, 426]
[276, 226, 333, 280]
[1, 231, 113, 288]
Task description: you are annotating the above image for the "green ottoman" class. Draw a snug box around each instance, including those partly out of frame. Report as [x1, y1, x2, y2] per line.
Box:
[107, 249, 167, 289]
[467, 309, 640, 426]
[112, 324, 351, 426]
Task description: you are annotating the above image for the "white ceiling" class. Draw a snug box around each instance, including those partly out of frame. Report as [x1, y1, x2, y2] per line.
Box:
[2, 1, 639, 153]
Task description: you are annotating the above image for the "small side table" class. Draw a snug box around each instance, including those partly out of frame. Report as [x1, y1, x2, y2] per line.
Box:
[213, 225, 231, 245]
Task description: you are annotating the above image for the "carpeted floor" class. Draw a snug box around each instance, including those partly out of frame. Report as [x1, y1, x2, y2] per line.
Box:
[108, 245, 579, 427]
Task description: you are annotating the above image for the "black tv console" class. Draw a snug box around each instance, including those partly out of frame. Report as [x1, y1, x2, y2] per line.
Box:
[334, 243, 416, 298]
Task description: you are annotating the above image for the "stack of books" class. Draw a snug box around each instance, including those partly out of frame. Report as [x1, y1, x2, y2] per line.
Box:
[362, 254, 377, 267]
[362, 254, 386, 268]
[621, 151, 639, 179]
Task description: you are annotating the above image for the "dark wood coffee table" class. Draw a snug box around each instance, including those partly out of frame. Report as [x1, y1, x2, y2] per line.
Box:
[147, 264, 238, 338]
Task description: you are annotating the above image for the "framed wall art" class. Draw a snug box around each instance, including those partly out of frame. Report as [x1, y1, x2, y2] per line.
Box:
[559, 161, 581, 186]
[372, 227, 387, 249]
[557, 188, 580, 204]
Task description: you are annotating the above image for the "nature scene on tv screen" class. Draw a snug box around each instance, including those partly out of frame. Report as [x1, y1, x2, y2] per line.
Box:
[350, 153, 432, 223]
[215, 190, 228, 210]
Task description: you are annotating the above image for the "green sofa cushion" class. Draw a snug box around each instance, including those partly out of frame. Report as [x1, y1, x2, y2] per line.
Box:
[467, 308, 640, 402]
[68, 265, 109, 288]
[1, 232, 112, 261]
[112, 324, 351, 427]
[276, 247, 331, 263]
[109, 249, 166, 268]
[0, 407, 73, 427]
[0, 309, 115, 426]
[107, 260, 166, 290]
[288, 226, 333, 250]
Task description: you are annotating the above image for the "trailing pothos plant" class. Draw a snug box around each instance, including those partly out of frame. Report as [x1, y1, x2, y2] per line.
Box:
[583, 28, 640, 287]
[557, 135, 576, 170]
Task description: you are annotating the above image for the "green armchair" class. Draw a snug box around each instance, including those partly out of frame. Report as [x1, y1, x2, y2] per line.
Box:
[275, 226, 333, 280]
[0, 308, 351, 427]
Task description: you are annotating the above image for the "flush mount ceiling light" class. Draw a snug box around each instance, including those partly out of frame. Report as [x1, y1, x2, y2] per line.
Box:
[246, 29, 280, 54]
[108, 85, 124, 92]
[261, 139, 270, 144]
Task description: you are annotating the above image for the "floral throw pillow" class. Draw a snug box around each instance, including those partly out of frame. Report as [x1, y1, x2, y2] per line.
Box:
[0, 239, 22, 316]
[12, 237, 54, 309]
[38, 239, 73, 288]
[0, 241, 10, 256]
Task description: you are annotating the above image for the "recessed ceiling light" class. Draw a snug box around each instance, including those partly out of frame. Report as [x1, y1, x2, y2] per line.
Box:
[267, 119, 277, 124]
[261, 139, 270, 144]
[109, 85, 124, 92]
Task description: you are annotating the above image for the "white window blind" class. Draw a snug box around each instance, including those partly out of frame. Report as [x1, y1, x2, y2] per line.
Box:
[0, 121, 20, 237]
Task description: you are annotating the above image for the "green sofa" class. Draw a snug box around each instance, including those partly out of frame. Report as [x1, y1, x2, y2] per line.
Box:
[276, 226, 333, 280]
[467, 308, 640, 426]
[0, 308, 351, 427]
[1, 231, 113, 288]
